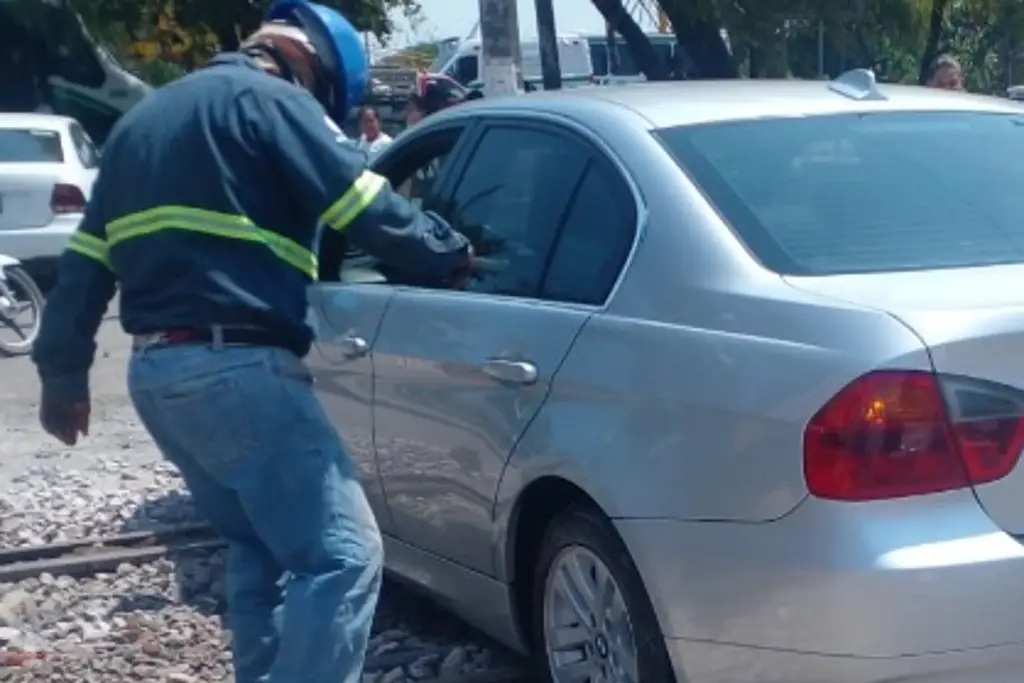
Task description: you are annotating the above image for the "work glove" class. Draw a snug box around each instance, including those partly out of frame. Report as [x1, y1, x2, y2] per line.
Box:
[39, 385, 90, 446]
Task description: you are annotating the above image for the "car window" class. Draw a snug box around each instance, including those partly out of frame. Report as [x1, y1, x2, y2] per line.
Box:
[454, 55, 478, 85]
[0, 128, 63, 162]
[378, 127, 463, 215]
[591, 40, 642, 77]
[653, 42, 674, 65]
[657, 111, 1024, 275]
[542, 160, 636, 304]
[610, 43, 640, 76]
[69, 122, 99, 168]
[396, 154, 444, 210]
[318, 127, 466, 283]
[590, 44, 608, 77]
[447, 125, 588, 298]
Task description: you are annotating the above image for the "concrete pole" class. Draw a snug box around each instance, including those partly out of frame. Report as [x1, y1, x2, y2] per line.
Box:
[534, 0, 561, 90]
[477, 0, 522, 96]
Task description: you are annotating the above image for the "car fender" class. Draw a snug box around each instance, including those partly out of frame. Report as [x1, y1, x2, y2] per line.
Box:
[0, 253, 21, 269]
[492, 434, 625, 584]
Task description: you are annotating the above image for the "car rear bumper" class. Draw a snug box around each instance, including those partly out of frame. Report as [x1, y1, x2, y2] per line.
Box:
[664, 638, 1024, 683]
[615, 490, 1024, 681]
[0, 214, 80, 261]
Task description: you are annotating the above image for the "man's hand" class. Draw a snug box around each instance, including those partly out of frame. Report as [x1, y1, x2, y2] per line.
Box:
[40, 397, 90, 446]
[447, 244, 476, 290]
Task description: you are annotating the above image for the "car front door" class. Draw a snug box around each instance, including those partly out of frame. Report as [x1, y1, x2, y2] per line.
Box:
[307, 284, 395, 530]
[372, 120, 605, 574]
[309, 121, 476, 534]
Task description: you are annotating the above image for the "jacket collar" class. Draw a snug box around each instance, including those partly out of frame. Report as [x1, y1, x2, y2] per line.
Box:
[205, 53, 263, 71]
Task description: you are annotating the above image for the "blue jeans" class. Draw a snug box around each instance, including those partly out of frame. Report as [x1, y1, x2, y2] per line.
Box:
[128, 343, 383, 683]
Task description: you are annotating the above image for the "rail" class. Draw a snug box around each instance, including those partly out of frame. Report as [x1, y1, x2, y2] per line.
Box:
[0, 523, 223, 583]
[0, 525, 532, 681]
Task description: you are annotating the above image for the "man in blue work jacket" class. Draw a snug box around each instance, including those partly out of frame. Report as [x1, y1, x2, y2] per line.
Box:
[30, 2, 473, 682]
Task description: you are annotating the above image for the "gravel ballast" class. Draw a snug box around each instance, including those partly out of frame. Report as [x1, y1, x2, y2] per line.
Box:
[0, 323, 524, 683]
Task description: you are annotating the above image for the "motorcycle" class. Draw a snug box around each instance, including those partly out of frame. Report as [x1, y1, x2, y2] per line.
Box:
[0, 254, 45, 356]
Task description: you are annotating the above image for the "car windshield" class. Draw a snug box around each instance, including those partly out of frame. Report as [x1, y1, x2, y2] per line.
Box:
[656, 111, 1024, 275]
[0, 128, 64, 163]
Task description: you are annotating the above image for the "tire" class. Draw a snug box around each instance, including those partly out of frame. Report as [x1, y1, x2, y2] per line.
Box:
[0, 265, 45, 356]
[531, 505, 675, 683]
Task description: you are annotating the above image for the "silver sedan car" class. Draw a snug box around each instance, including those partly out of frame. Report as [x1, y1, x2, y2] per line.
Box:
[308, 70, 1024, 683]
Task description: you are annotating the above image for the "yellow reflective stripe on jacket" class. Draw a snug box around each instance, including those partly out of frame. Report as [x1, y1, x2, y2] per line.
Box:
[320, 170, 387, 232]
[66, 230, 112, 271]
[106, 206, 317, 278]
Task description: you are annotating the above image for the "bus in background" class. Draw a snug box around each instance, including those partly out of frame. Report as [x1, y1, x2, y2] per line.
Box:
[0, 0, 151, 144]
[431, 35, 595, 92]
[588, 32, 681, 84]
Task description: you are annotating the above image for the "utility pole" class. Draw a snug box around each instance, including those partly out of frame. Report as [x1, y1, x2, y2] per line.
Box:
[477, 0, 522, 96]
[535, 0, 561, 90]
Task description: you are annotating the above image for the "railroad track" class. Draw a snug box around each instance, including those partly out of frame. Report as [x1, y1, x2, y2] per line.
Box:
[0, 525, 533, 682]
[0, 522, 223, 583]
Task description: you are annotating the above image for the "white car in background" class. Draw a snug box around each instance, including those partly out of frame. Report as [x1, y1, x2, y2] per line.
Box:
[0, 113, 99, 288]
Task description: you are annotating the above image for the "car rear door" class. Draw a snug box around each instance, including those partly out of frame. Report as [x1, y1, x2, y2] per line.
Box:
[308, 120, 477, 534]
[372, 118, 632, 574]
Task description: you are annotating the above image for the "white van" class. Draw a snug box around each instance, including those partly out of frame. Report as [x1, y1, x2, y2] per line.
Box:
[0, 0, 151, 142]
[433, 35, 594, 91]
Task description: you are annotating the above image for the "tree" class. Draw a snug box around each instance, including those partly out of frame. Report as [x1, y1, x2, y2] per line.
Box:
[661, 0, 737, 78]
[66, 0, 421, 53]
[590, 0, 670, 80]
[918, 0, 951, 82]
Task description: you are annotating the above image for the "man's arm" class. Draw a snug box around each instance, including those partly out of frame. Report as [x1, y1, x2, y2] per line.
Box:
[249, 90, 471, 279]
[30, 175, 117, 402]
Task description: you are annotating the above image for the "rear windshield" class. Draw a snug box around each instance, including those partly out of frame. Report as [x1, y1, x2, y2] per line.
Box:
[0, 128, 64, 163]
[656, 112, 1024, 275]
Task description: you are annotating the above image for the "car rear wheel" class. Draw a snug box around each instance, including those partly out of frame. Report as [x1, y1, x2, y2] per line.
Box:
[531, 505, 675, 683]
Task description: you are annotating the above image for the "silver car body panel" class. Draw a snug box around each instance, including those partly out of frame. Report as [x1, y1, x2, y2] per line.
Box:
[787, 264, 1024, 536]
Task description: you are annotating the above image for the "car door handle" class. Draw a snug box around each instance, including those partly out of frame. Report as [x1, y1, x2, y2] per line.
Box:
[339, 335, 369, 357]
[481, 358, 538, 385]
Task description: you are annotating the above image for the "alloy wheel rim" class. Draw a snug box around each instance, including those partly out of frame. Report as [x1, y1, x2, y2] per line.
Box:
[542, 545, 640, 683]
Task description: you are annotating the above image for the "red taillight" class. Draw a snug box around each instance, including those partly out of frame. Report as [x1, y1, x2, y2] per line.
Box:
[804, 371, 1024, 501]
[50, 183, 86, 214]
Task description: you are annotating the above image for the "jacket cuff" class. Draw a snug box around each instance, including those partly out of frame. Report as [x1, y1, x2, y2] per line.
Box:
[41, 374, 90, 403]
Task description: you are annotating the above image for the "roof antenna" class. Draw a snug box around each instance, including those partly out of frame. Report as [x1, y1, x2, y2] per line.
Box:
[828, 68, 887, 101]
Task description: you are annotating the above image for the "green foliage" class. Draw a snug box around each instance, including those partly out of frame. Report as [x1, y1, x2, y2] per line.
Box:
[8, 0, 425, 85]
[44, 0, 421, 54]
[11, 0, 1024, 93]
[638, 0, 1024, 89]
[379, 41, 438, 68]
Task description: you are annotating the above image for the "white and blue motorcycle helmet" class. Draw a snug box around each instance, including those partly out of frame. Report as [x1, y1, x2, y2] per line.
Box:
[264, 0, 368, 124]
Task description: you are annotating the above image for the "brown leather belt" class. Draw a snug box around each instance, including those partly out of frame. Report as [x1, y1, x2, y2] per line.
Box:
[132, 326, 301, 355]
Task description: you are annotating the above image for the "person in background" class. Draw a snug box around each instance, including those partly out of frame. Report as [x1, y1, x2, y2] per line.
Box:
[355, 105, 391, 161]
[405, 72, 468, 127]
[927, 54, 965, 91]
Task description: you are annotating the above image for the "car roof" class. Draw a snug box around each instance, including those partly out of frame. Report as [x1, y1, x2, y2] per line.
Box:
[0, 112, 74, 131]
[454, 75, 1024, 128]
